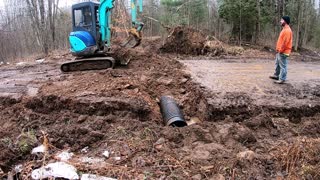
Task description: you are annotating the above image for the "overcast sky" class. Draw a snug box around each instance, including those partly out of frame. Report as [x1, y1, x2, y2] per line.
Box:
[59, 0, 79, 7]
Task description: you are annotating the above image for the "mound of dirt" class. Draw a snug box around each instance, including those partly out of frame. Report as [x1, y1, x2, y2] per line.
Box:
[160, 26, 243, 56]
[160, 26, 207, 55]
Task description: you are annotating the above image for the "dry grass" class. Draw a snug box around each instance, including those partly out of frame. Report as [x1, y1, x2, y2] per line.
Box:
[270, 138, 320, 179]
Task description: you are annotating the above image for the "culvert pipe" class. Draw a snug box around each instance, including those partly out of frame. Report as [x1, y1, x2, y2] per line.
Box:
[160, 96, 187, 127]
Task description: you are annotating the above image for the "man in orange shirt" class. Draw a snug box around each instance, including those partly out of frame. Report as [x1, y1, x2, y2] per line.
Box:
[269, 16, 293, 84]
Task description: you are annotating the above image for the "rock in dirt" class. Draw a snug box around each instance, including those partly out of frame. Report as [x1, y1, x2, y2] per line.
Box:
[187, 117, 201, 126]
[154, 137, 166, 150]
[154, 137, 166, 145]
[157, 77, 173, 85]
[180, 78, 189, 84]
[236, 150, 256, 162]
[192, 174, 202, 180]
[77, 115, 88, 123]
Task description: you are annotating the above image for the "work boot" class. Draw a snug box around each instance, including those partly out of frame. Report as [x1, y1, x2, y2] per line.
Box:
[274, 80, 285, 84]
[269, 75, 279, 80]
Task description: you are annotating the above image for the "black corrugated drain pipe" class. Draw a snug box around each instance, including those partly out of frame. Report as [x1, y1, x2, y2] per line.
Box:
[160, 96, 187, 127]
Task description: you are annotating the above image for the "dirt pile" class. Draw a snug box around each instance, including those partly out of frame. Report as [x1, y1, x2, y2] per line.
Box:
[160, 26, 207, 55]
[160, 26, 243, 56]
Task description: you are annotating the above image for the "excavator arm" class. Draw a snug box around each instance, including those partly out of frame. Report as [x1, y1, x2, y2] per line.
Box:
[98, 0, 114, 48]
[121, 0, 144, 48]
[99, 0, 144, 49]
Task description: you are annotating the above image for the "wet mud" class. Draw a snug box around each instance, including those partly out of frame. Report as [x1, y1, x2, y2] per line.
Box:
[0, 33, 319, 179]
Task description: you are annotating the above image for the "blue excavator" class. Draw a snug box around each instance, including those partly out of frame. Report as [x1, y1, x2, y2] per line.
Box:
[61, 0, 144, 72]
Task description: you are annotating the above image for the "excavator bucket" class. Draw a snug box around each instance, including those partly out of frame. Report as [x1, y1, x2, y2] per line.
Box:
[120, 28, 142, 48]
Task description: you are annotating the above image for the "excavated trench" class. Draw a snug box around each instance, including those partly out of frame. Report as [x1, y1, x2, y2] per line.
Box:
[206, 93, 320, 123]
[1, 30, 320, 178]
[1, 85, 320, 177]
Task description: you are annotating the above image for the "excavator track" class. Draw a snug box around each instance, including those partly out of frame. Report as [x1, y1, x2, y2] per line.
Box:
[60, 57, 115, 72]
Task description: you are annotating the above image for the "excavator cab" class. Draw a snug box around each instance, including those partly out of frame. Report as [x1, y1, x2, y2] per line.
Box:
[69, 2, 100, 57]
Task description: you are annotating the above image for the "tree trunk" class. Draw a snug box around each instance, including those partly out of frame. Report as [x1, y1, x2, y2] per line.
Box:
[48, 0, 54, 44]
[25, 0, 41, 47]
[239, 0, 242, 46]
[294, 0, 301, 51]
[282, 0, 285, 15]
[255, 0, 261, 44]
[38, 0, 49, 54]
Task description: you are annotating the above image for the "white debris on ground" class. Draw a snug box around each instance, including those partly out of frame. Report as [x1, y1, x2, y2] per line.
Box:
[16, 62, 27, 66]
[31, 162, 79, 180]
[112, 157, 121, 161]
[55, 151, 74, 161]
[80, 157, 105, 164]
[81, 174, 117, 180]
[14, 164, 23, 173]
[102, 150, 110, 158]
[31, 145, 46, 154]
[35, 59, 45, 64]
[81, 146, 89, 153]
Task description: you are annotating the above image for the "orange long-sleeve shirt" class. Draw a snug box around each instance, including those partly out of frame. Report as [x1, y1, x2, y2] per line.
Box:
[276, 25, 293, 56]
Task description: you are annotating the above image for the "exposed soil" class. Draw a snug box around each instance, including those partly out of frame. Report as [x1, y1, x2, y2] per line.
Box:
[160, 26, 207, 55]
[0, 28, 319, 179]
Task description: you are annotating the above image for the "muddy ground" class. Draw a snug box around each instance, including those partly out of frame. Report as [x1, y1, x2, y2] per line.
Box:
[0, 33, 320, 179]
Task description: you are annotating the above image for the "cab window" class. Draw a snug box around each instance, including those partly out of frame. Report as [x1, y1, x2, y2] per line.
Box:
[74, 7, 92, 28]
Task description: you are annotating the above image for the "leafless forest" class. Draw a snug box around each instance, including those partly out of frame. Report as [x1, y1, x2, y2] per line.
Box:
[1, 1, 320, 179]
[0, 0, 319, 62]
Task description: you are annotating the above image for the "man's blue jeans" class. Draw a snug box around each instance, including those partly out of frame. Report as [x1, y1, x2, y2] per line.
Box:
[274, 53, 288, 81]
